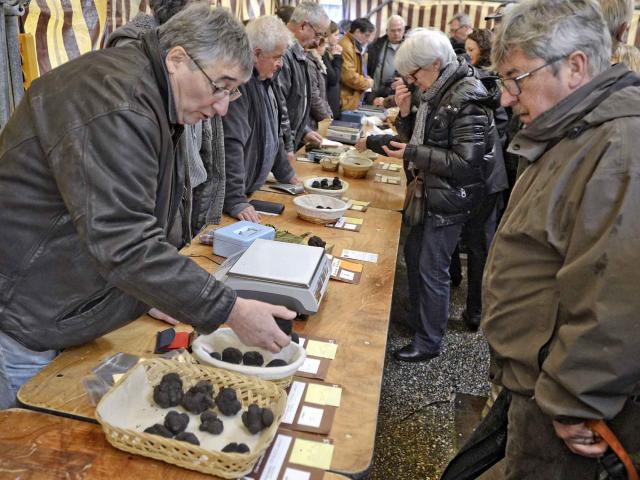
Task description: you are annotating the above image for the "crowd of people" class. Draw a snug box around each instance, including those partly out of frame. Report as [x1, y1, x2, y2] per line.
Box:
[0, 0, 639, 477]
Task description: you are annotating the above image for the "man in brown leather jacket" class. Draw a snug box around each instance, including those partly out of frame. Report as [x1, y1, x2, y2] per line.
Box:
[0, 5, 294, 409]
[483, 0, 640, 477]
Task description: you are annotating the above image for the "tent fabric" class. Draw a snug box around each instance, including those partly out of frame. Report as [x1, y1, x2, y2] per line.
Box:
[21, 0, 640, 76]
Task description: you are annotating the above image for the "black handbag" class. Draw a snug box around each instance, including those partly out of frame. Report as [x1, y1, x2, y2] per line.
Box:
[402, 171, 426, 227]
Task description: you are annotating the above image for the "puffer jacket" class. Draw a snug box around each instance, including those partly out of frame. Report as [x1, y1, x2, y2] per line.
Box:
[339, 32, 369, 112]
[0, 31, 236, 351]
[368, 59, 496, 226]
[483, 64, 640, 422]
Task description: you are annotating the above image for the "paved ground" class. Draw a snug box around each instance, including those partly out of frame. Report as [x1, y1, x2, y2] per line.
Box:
[362, 225, 496, 480]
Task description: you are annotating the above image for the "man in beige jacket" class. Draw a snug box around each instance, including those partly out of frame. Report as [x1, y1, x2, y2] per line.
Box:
[339, 18, 375, 112]
[482, 0, 640, 477]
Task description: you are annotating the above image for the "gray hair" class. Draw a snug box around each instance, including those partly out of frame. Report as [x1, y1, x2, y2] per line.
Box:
[449, 13, 472, 27]
[387, 14, 406, 29]
[492, 0, 611, 78]
[158, 4, 253, 79]
[246, 15, 293, 52]
[395, 28, 457, 75]
[290, 1, 329, 28]
[599, 0, 634, 49]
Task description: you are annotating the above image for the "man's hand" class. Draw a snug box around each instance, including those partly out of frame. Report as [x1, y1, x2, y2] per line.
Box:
[237, 205, 261, 223]
[552, 421, 607, 458]
[355, 137, 367, 152]
[226, 298, 295, 353]
[287, 152, 297, 166]
[394, 83, 412, 117]
[148, 308, 180, 326]
[372, 97, 385, 107]
[382, 140, 406, 159]
[366, 77, 375, 89]
[290, 176, 301, 185]
[304, 131, 323, 145]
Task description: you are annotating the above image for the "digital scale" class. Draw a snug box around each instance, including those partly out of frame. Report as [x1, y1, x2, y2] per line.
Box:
[214, 239, 331, 314]
[326, 120, 363, 145]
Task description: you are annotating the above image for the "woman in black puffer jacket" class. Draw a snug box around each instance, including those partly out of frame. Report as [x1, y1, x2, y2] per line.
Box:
[362, 29, 497, 363]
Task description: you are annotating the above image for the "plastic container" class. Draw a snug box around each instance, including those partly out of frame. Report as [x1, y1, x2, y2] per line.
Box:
[191, 328, 306, 385]
[293, 194, 350, 224]
[213, 221, 275, 258]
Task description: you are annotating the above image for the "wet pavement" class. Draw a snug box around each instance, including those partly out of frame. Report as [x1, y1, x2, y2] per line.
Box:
[362, 225, 497, 480]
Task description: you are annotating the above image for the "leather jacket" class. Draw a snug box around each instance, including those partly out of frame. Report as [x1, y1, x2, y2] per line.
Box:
[0, 31, 236, 351]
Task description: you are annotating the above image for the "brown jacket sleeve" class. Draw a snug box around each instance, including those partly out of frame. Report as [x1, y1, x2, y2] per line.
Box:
[534, 122, 640, 421]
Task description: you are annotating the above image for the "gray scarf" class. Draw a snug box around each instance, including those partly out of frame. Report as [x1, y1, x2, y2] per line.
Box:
[410, 60, 460, 146]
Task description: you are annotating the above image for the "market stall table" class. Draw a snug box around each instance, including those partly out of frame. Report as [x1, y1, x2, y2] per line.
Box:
[0, 409, 349, 480]
[18, 192, 402, 476]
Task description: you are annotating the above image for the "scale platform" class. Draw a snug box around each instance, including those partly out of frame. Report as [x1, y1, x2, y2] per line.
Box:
[220, 239, 331, 314]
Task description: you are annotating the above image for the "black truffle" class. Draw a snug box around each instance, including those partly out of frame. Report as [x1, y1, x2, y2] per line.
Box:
[215, 387, 242, 416]
[222, 442, 250, 454]
[209, 351, 221, 360]
[144, 423, 173, 438]
[174, 432, 200, 446]
[311, 180, 321, 188]
[221, 347, 243, 364]
[153, 373, 183, 408]
[307, 236, 326, 248]
[266, 359, 288, 367]
[275, 317, 293, 335]
[320, 178, 329, 188]
[332, 176, 342, 186]
[199, 411, 224, 435]
[164, 410, 189, 435]
[242, 403, 275, 434]
[181, 380, 215, 414]
[243, 351, 264, 367]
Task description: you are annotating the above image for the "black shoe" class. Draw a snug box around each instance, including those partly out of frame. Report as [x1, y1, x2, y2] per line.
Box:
[393, 344, 439, 362]
[462, 310, 481, 331]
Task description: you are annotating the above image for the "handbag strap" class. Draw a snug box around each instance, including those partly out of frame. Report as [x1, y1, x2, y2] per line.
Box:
[586, 419, 639, 480]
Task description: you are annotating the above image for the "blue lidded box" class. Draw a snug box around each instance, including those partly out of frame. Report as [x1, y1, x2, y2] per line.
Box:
[213, 221, 276, 258]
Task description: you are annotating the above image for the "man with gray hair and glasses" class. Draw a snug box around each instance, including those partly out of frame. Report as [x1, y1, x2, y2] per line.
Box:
[0, 4, 294, 410]
[481, 0, 640, 477]
[448, 12, 473, 55]
[276, 1, 330, 163]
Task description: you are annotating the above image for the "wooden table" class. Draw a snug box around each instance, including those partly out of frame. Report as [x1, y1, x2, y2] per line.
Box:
[18, 193, 402, 476]
[0, 409, 349, 480]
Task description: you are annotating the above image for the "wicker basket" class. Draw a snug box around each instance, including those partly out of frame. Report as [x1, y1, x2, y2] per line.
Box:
[96, 358, 287, 479]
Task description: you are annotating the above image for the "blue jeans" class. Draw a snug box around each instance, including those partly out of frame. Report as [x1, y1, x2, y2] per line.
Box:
[405, 215, 463, 353]
[0, 331, 57, 409]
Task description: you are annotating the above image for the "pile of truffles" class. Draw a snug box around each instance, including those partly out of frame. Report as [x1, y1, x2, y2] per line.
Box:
[144, 373, 276, 453]
[307, 236, 326, 248]
[311, 177, 343, 190]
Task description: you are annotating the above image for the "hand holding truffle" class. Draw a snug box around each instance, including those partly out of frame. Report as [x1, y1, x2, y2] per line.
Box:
[226, 298, 293, 353]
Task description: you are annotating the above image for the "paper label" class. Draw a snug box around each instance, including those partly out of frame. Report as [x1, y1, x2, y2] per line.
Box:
[339, 270, 355, 281]
[343, 223, 357, 230]
[298, 357, 321, 374]
[289, 439, 334, 470]
[283, 381, 306, 424]
[342, 217, 363, 225]
[341, 249, 379, 263]
[305, 384, 342, 407]
[283, 468, 311, 480]
[297, 405, 324, 428]
[305, 340, 338, 359]
[261, 434, 293, 480]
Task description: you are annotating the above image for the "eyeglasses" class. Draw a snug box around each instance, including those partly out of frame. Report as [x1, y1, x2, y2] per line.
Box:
[186, 52, 242, 102]
[307, 22, 327, 39]
[403, 66, 422, 83]
[496, 57, 565, 96]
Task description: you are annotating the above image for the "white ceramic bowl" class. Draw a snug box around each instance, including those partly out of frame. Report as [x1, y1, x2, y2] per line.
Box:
[192, 328, 306, 381]
[302, 176, 349, 198]
[293, 194, 350, 224]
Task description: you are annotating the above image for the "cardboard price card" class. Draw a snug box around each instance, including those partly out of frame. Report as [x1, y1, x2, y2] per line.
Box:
[326, 216, 363, 232]
[374, 173, 401, 185]
[329, 256, 363, 284]
[347, 200, 370, 212]
[377, 162, 402, 172]
[294, 336, 337, 380]
[281, 379, 342, 434]
[248, 430, 333, 480]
